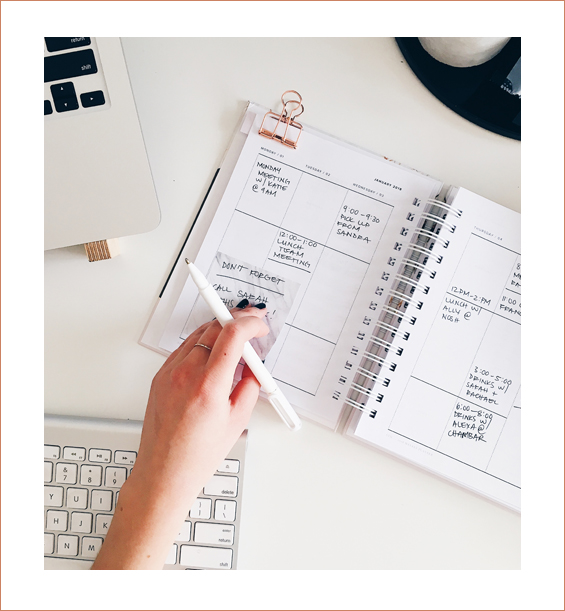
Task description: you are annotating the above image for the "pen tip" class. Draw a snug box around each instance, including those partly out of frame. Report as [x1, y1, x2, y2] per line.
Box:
[185, 258, 191, 265]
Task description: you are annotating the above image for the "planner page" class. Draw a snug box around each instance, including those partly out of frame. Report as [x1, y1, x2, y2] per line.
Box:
[159, 112, 441, 428]
[349, 189, 521, 510]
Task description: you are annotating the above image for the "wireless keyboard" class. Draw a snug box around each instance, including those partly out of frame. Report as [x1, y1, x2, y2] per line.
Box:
[44, 413, 247, 570]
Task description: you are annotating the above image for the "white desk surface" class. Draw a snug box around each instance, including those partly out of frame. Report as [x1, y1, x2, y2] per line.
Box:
[45, 38, 521, 571]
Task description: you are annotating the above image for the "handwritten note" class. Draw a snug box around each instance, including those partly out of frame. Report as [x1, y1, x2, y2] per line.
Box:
[351, 189, 521, 509]
[158, 112, 442, 429]
[181, 252, 300, 360]
[252, 161, 292, 198]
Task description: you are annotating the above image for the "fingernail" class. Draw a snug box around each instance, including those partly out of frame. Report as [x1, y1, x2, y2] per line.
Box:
[236, 299, 249, 309]
[254, 303, 266, 309]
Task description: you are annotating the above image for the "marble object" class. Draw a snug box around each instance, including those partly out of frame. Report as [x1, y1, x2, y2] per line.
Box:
[418, 37, 511, 67]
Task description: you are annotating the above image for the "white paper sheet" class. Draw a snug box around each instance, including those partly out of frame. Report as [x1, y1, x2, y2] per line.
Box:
[349, 189, 521, 510]
[159, 113, 441, 428]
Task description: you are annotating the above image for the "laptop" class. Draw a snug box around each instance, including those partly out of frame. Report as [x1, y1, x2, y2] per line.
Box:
[44, 37, 160, 250]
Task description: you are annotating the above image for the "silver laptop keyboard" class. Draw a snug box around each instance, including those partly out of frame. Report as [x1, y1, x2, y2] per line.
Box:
[44, 414, 247, 570]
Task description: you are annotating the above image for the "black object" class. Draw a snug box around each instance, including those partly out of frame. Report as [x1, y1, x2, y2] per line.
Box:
[44, 49, 98, 83]
[44, 100, 53, 115]
[80, 90, 105, 108]
[396, 38, 521, 140]
[50, 82, 79, 113]
[45, 37, 91, 53]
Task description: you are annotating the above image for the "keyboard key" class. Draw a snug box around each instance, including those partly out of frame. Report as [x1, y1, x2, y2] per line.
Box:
[44, 445, 60, 459]
[55, 462, 78, 484]
[71, 512, 92, 533]
[114, 450, 136, 465]
[82, 536, 103, 559]
[45, 557, 94, 569]
[66, 487, 88, 509]
[45, 37, 91, 52]
[43, 419, 245, 569]
[217, 459, 240, 474]
[63, 446, 86, 461]
[80, 464, 102, 486]
[46, 509, 68, 531]
[95, 514, 113, 535]
[44, 49, 97, 83]
[204, 474, 238, 497]
[50, 82, 79, 113]
[166, 544, 178, 565]
[91, 489, 113, 511]
[44, 532, 55, 554]
[44, 100, 53, 115]
[179, 545, 233, 570]
[176, 521, 192, 542]
[57, 534, 79, 556]
[44, 485, 64, 507]
[88, 448, 111, 463]
[80, 90, 105, 108]
[105, 466, 127, 488]
[194, 522, 235, 546]
[214, 499, 237, 522]
[189, 497, 211, 519]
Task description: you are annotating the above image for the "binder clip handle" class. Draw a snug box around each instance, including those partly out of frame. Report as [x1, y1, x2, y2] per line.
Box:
[259, 90, 305, 149]
[281, 90, 304, 121]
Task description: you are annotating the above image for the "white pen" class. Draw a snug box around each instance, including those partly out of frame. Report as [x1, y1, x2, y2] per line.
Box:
[185, 259, 302, 431]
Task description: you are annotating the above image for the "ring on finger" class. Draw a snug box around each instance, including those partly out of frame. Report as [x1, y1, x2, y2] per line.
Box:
[194, 343, 212, 351]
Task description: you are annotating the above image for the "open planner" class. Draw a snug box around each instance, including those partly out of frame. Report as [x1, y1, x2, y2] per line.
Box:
[141, 96, 521, 512]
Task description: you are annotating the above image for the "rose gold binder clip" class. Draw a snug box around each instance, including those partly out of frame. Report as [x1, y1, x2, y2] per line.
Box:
[259, 90, 304, 149]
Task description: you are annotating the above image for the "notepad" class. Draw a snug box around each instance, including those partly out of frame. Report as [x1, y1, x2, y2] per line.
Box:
[346, 188, 520, 510]
[142, 102, 520, 511]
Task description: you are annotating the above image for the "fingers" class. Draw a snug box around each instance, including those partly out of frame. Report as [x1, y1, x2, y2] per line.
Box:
[167, 305, 268, 373]
[195, 307, 267, 364]
[164, 303, 256, 369]
[240, 362, 257, 383]
[205, 314, 269, 385]
[229, 374, 261, 425]
[162, 319, 214, 368]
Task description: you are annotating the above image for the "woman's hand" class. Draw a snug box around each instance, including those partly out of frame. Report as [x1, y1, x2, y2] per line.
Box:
[92, 304, 269, 569]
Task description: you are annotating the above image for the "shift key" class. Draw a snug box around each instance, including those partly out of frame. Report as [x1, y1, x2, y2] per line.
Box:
[180, 545, 233, 569]
[44, 49, 97, 83]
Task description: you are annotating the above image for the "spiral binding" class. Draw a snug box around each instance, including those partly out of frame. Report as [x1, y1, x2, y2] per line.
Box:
[344, 197, 461, 417]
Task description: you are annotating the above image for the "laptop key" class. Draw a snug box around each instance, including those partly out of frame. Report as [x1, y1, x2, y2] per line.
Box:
[51, 82, 79, 113]
[45, 37, 91, 53]
[81, 90, 105, 108]
[44, 49, 97, 83]
[44, 100, 53, 115]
